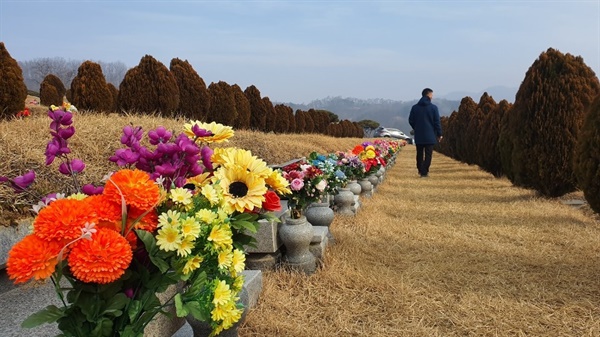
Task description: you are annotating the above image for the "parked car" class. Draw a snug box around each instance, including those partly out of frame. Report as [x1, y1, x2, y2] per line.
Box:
[374, 127, 413, 144]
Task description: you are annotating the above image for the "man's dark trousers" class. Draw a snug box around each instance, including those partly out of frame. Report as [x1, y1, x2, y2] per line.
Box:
[416, 144, 434, 177]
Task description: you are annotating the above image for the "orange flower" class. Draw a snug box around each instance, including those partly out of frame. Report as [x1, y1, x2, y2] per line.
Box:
[85, 194, 122, 231]
[34, 198, 98, 243]
[127, 207, 159, 233]
[103, 169, 160, 211]
[68, 228, 132, 284]
[351, 145, 364, 155]
[6, 234, 61, 284]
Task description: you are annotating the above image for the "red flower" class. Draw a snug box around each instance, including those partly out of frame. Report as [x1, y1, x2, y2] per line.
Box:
[262, 190, 281, 211]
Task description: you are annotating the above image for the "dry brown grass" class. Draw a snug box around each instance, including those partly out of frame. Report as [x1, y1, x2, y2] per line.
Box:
[240, 146, 600, 337]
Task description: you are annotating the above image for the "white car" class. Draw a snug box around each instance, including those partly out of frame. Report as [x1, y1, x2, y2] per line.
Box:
[374, 127, 413, 143]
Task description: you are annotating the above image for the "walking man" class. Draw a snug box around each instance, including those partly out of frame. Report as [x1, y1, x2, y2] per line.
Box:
[408, 88, 443, 178]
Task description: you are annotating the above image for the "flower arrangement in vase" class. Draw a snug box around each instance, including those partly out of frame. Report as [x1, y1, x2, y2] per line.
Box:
[351, 142, 386, 176]
[308, 151, 348, 196]
[1, 109, 290, 337]
[278, 159, 328, 219]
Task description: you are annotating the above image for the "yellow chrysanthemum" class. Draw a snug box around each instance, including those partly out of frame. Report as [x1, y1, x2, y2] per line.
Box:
[221, 301, 243, 329]
[177, 236, 195, 257]
[186, 172, 211, 188]
[216, 209, 230, 222]
[213, 166, 267, 213]
[201, 184, 221, 206]
[231, 249, 246, 274]
[170, 187, 193, 206]
[365, 149, 376, 159]
[180, 217, 201, 239]
[182, 255, 203, 275]
[213, 280, 232, 306]
[183, 121, 234, 144]
[196, 209, 218, 225]
[156, 226, 182, 252]
[232, 275, 245, 292]
[211, 147, 235, 166]
[218, 250, 233, 270]
[67, 192, 87, 200]
[265, 169, 292, 195]
[158, 210, 181, 228]
[208, 224, 233, 251]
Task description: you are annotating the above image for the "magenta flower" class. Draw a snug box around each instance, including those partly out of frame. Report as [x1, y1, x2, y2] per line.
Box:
[58, 159, 86, 175]
[109, 149, 140, 167]
[148, 127, 172, 145]
[82, 184, 104, 195]
[191, 124, 214, 138]
[11, 170, 36, 191]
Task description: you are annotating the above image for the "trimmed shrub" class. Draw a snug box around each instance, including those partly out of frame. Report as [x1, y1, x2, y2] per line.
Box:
[294, 109, 306, 133]
[207, 81, 237, 126]
[39, 74, 66, 106]
[500, 48, 600, 197]
[262, 97, 276, 133]
[0, 42, 28, 119]
[244, 85, 267, 131]
[231, 84, 251, 129]
[118, 55, 180, 116]
[70, 61, 113, 112]
[574, 94, 600, 213]
[170, 58, 210, 120]
[469, 93, 497, 166]
[479, 100, 512, 177]
[452, 97, 478, 163]
[107, 83, 119, 112]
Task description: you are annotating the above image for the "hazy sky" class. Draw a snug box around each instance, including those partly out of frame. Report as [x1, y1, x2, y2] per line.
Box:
[1, 1, 598, 103]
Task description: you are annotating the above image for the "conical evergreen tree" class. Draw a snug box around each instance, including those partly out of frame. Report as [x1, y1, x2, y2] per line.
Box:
[207, 81, 237, 126]
[262, 97, 276, 133]
[479, 100, 512, 177]
[118, 55, 179, 115]
[452, 97, 478, 163]
[40, 74, 66, 106]
[170, 58, 210, 120]
[0, 42, 28, 119]
[231, 84, 251, 129]
[244, 85, 267, 131]
[574, 94, 600, 213]
[70, 61, 113, 112]
[502, 48, 600, 197]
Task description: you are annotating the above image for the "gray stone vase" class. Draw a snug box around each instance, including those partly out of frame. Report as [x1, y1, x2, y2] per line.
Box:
[358, 178, 373, 197]
[334, 187, 355, 216]
[305, 202, 335, 228]
[279, 215, 316, 274]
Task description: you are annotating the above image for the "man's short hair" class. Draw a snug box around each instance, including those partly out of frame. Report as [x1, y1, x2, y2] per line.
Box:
[422, 88, 433, 97]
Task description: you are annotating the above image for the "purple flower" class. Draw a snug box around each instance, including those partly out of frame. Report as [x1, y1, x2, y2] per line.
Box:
[82, 184, 104, 195]
[11, 170, 36, 191]
[191, 124, 214, 138]
[148, 126, 172, 145]
[58, 159, 86, 175]
[120, 126, 143, 146]
[57, 126, 75, 140]
[109, 149, 140, 167]
[201, 146, 213, 171]
[155, 163, 177, 176]
[41, 193, 59, 205]
[0, 176, 8, 183]
[48, 109, 73, 129]
[124, 288, 135, 299]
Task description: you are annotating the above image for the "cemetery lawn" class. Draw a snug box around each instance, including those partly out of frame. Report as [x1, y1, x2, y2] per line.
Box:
[241, 145, 600, 336]
[2, 111, 599, 336]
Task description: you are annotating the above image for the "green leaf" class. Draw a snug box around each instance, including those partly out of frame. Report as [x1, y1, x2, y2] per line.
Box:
[21, 305, 66, 328]
[90, 318, 113, 337]
[128, 300, 142, 323]
[135, 230, 156, 252]
[184, 301, 206, 321]
[231, 220, 258, 233]
[102, 293, 128, 316]
[174, 294, 188, 317]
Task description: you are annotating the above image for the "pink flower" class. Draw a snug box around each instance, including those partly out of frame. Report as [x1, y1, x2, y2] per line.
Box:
[290, 178, 304, 191]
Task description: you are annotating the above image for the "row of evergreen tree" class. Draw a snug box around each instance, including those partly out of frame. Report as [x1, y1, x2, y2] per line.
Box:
[435, 48, 600, 213]
[0, 43, 364, 138]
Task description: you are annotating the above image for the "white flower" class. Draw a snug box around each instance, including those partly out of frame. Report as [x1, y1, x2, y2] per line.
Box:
[315, 179, 327, 191]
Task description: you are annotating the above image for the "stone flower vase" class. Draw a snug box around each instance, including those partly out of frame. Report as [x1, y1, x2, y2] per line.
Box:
[368, 173, 379, 190]
[279, 214, 316, 274]
[334, 187, 355, 216]
[305, 202, 335, 228]
[358, 178, 373, 197]
[347, 180, 361, 196]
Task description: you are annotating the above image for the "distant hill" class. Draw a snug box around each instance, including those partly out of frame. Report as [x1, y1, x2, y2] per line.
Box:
[440, 85, 517, 103]
[278, 96, 460, 134]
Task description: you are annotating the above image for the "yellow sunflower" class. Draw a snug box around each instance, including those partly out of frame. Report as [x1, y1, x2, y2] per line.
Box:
[265, 168, 292, 195]
[183, 121, 234, 144]
[213, 166, 267, 213]
[214, 147, 271, 178]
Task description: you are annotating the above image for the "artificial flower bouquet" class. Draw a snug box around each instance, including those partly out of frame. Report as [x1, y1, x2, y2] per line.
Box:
[308, 151, 348, 195]
[351, 142, 386, 176]
[332, 150, 366, 182]
[2, 107, 290, 337]
[278, 159, 328, 219]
